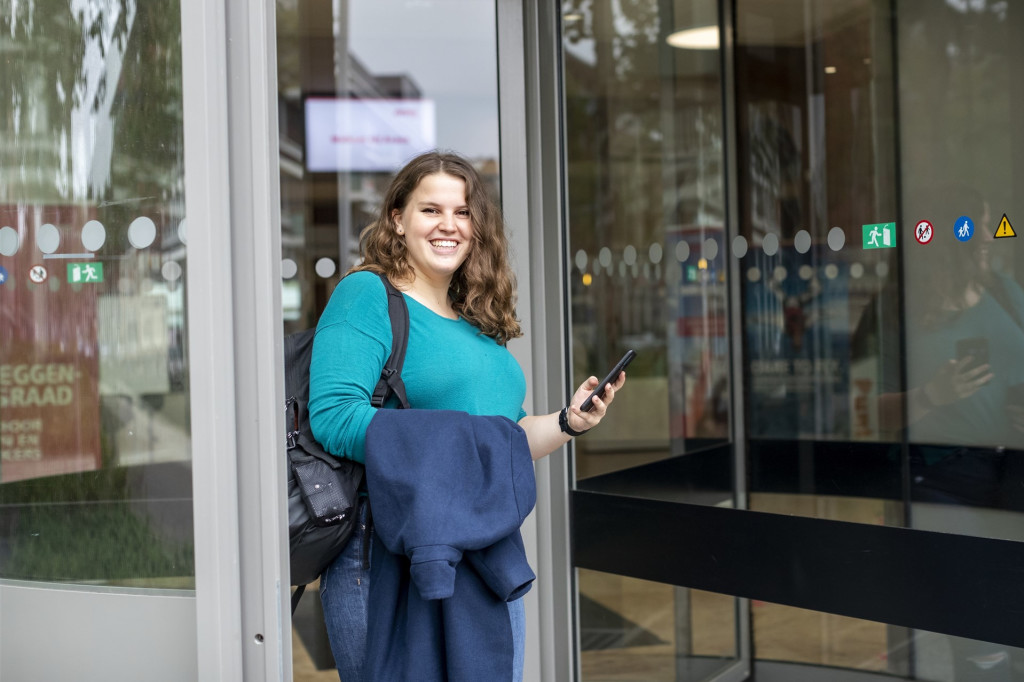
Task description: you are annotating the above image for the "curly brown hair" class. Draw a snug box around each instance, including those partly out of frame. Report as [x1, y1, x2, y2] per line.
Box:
[351, 150, 523, 344]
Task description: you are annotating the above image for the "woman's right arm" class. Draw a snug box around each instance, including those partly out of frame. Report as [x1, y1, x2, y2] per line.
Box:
[308, 275, 392, 463]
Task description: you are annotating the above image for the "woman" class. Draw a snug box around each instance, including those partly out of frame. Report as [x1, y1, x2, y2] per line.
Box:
[308, 150, 625, 681]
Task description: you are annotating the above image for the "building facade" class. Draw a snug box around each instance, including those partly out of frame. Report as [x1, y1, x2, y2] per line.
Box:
[2, 1, 1023, 680]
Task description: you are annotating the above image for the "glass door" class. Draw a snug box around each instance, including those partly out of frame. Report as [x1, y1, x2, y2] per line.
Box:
[1, 1, 197, 678]
[566, 1, 1024, 682]
[735, 0, 1024, 679]
[560, 0, 749, 679]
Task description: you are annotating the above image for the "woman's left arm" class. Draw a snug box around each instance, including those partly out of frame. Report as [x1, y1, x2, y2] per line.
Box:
[518, 372, 627, 460]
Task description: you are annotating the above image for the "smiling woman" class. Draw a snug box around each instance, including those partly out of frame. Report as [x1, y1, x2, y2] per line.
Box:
[306, 150, 627, 681]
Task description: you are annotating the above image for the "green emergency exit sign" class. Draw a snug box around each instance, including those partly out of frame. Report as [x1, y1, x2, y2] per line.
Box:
[67, 262, 104, 283]
[862, 222, 896, 249]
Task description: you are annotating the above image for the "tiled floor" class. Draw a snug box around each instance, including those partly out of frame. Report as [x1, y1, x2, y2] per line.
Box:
[293, 586, 890, 682]
[293, 629, 339, 682]
[292, 495, 896, 681]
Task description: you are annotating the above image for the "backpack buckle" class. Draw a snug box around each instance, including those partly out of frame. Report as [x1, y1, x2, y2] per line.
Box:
[286, 396, 300, 449]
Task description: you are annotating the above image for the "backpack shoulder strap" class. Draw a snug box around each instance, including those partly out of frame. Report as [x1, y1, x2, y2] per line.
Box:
[371, 273, 410, 409]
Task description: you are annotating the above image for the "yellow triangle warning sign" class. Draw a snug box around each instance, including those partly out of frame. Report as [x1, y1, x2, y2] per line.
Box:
[995, 214, 1016, 238]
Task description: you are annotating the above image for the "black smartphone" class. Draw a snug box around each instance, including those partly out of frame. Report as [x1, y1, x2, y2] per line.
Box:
[580, 350, 636, 412]
[956, 337, 989, 371]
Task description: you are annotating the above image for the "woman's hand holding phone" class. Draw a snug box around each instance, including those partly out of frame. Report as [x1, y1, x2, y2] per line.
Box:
[581, 350, 636, 412]
[564, 350, 634, 434]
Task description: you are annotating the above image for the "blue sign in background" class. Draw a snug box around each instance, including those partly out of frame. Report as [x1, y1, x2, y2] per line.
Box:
[0, 264, 7, 285]
[955, 215, 974, 242]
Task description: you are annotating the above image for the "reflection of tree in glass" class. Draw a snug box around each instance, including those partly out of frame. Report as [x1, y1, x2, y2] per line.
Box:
[563, 0, 660, 79]
[1, 1, 182, 207]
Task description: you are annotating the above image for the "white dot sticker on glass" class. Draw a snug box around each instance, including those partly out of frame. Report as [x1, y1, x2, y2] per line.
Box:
[81, 220, 107, 252]
[37, 223, 60, 254]
[315, 258, 337, 278]
[281, 258, 298, 279]
[623, 245, 637, 266]
[128, 217, 157, 249]
[703, 238, 719, 261]
[762, 233, 779, 257]
[162, 261, 183, 282]
[0, 226, 20, 256]
[732, 235, 748, 259]
[794, 230, 812, 254]
[177, 218, 188, 246]
[827, 226, 846, 252]
[675, 241, 690, 262]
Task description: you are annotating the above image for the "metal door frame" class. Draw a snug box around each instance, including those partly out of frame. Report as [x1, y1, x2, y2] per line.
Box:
[183, 0, 289, 679]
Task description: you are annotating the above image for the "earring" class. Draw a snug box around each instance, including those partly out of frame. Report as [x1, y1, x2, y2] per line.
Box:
[397, 228, 404, 235]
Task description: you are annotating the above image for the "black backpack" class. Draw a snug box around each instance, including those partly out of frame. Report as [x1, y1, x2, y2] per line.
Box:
[285, 272, 409, 611]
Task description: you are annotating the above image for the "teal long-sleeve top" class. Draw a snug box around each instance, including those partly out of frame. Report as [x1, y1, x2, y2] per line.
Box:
[308, 270, 528, 463]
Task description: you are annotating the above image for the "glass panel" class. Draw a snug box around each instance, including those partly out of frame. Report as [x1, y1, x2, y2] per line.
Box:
[897, 2, 1024, 534]
[739, 0, 1024, 535]
[737, 0, 900, 448]
[736, 0, 1024, 677]
[275, 0, 502, 675]
[579, 569, 737, 682]
[0, 1, 192, 587]
[562, 1, 738, 679]
[563, 0, 729, 482]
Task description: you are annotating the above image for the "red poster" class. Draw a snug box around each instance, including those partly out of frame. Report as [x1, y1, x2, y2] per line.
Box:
[0, 204, 101, 483]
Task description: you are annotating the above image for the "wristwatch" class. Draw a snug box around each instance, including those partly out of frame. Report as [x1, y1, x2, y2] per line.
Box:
[558, 406, 589, 437]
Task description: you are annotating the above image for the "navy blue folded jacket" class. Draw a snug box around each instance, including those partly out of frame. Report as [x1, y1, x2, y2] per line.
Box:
[364, 409, 536, 682]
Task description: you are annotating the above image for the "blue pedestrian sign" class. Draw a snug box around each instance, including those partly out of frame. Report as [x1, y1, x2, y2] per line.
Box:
[955, 215, 974, 242]
[0, 265, 7, 285]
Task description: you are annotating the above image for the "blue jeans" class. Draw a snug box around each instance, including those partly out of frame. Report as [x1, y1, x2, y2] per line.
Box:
[320, 501, 527, 681]
[320, 501, 372, 682]
[509, 596, 525, 682]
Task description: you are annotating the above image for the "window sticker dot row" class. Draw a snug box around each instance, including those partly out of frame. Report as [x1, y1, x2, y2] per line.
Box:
[280, 258, 338, 280]
[566, 227, 865, 275]
[746, 261, 888, 283]
[0, 218, 187, 257]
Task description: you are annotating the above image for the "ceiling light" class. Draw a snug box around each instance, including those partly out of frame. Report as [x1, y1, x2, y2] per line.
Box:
[824, 66, 837, 74]
[666, 25, 719, 50]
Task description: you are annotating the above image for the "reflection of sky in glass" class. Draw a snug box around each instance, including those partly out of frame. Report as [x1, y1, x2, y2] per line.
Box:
[349, 1, 498, 160]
